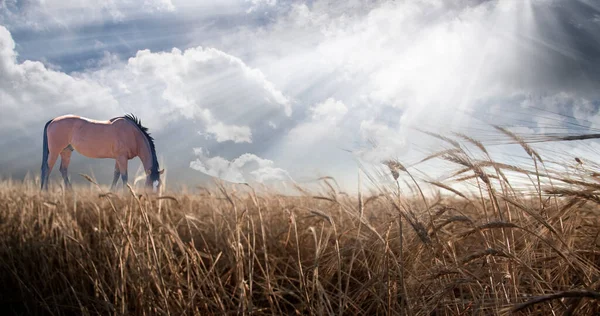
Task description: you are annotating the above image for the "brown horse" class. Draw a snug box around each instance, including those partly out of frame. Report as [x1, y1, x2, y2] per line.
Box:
[41, 114, 164, 191]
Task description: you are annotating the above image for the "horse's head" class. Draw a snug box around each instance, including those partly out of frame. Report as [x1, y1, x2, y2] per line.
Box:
[145, 168, 165, 192]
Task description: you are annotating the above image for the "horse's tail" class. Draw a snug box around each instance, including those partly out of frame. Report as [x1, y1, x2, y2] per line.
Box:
[40, 119, 52, 190]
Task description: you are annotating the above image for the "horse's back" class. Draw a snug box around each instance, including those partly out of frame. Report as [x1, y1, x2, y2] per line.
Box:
[47, 115, 122, 158]
[49, 114, 79, 123]
[52, 114, 114, 124]
[46, 115, 82, 138]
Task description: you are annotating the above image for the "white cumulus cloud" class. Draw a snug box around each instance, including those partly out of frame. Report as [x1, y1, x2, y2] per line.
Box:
[190, 148, 291, 184]
[83, 45, 291, 142]
[0, 26, 119, 133]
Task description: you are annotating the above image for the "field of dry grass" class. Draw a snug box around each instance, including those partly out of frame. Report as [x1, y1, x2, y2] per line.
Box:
[2, 135, 600, 315]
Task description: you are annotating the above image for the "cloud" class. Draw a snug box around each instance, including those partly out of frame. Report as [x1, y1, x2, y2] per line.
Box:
[1, 0, 175, 30]
[518, 92, 600, 133]
[311, 97, 347, 122]
[0, 26, 119, 134]
[356, 119, 407, 164]
[205, 0, 598, 191]
[83, 45, 291, 142]
[205, 122, 252, 143]
[282, 98, 349, 149]
[260, 1, 598, 155]
[0, 23, 290, 143]
[246, 0, 277, 13]
[189, 147, 291, 184]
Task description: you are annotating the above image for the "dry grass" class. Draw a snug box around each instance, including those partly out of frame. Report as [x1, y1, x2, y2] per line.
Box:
[2, 137, 600, 315]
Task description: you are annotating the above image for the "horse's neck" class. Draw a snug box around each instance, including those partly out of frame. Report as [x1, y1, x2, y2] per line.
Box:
[137, 139, 154, 172]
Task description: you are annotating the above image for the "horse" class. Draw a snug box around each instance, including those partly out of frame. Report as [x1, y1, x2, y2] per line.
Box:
[40, 114, 164, 192]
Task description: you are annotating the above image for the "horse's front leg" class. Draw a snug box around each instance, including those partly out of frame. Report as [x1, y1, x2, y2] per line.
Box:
[116, 156, 128, 193]
[110, 161, 120, 191]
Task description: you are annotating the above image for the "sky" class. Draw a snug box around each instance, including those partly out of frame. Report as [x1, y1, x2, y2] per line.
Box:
[1, 0, 600, 192]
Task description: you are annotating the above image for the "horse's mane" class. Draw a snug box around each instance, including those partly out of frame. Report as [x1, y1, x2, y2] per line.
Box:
[120, 114, 160, 179]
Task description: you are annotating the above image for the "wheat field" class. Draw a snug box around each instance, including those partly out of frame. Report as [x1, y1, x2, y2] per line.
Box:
[1, 135, 600, 315]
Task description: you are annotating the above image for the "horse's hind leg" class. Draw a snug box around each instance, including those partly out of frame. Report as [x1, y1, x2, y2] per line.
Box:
[59, 145, 74, 190]
[44, 150, 60, 191]
[110, 161, 120, 191]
